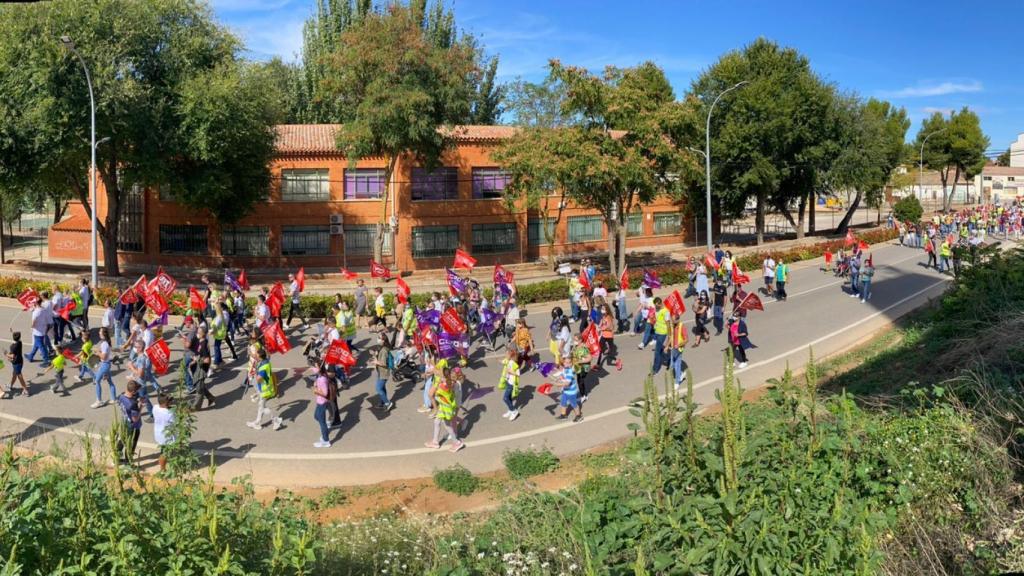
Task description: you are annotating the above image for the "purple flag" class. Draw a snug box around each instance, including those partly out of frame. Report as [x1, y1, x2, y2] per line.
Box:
[478, 307, 498, 334]
[437, 332, 459, 358]
[147, 311, 168, 329]
[643, 269, 662, 289]
[416, 309, 441, 328]
[538, 362, 557, 377]
[224, 270, 242, 293]
[446, 268, 467, 296]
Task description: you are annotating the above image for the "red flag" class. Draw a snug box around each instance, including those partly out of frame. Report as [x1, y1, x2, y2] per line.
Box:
[578, 271, 591, 292]
[145, 339, 171, 375]
[153, 268, 178, 295]
[619, 265, 629, 291]
[16, 288, 40, 310]
[396, 276, 411, 304]
[324, 339, 356, 367]
[238, 269, 250, 291]
[296, 268, 306, 292]
[143, 290, 169, 316]
[267, 282, 285, 318]
[736, 290, 764, 312]
[537, 383, 554, 395]
[731, 262, 751, 285]
[857, 240, 869, 252]
[118, 287, 139, 305]
[664, 290, 686, 316]
[946, 233, 955, 246]
[581, 322, 601, 356]
[61, 348, 80, 365]
[370, 259, 391, 279]
[262, 322, 292, 354]
[705, 252, 720, 270]
[189, 287, 206, 311]
[824, 251, 833, 265]
[340, 268, 359, 280]
[453, 248, 477, 270]
[844, 230, 856, 247]
[440, 307, 467, 334]
[56, 300, 76, 321]
[131, 275, 150, 298]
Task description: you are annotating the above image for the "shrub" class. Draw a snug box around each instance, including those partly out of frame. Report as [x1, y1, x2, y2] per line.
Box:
[893, 195, 924, 224]
[433, 464, 480, 496]
[503, 447, 560, 479]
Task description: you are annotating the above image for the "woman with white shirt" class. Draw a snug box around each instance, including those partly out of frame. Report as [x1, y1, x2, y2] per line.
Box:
[89, 328, 117, 408]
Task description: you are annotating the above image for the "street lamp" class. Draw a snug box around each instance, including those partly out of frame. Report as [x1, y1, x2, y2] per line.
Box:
[60, 35, 98, 287]
[919, 127, 947, 207]
[704, 81, 748, 251]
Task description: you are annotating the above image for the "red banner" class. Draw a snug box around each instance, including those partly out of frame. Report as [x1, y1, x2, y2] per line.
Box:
[732, 262, 751, 285]
[16, 288, 40, 310]
[296, 267, 306, 292]
[267, 282, 285, 318]
[153, 269, 178, 295]
[705, 252, 720, 270]
[131, 274, 150, 298]
[262, 321, 292, 354]
[56, 300, 77, 321]
[145, 339, 171, 375]
[857, 240, 869, 252]
[581, 322, 601, 356]
[664, 290, 686, 316]
[440, 307, 466, 335]
[324, 339, 355, 367]
[619, 265, 629, 291]
[118, 287, 139, 305]
[578, 271, 590, 292]
[736, 290, 764, 312]
[370, 260, 391, 278]
[396, 276, 410, 304]
[189, 287, 206, 311]
[62, 348, 81, 364]
[144, 290, 169, 316]
[340, 267, 359, 280]
[238, 269, 250, 291]
[453, 248, 477, 270]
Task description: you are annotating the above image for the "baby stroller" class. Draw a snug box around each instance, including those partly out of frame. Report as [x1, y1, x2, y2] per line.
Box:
[834, 258, 851, 279]
[391, 346, 422, 384]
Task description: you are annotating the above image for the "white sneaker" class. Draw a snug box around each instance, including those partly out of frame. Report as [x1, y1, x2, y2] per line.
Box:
[509, 410, 520, 421]
[272, 417, 283, 431]
[313, 440, 331, 448]
[738, 362, 748, 368]
[637, 343, 644, 350]
[849, 293, 858, 298]
[74, 376, 83, 383]
[580, 395, 588, 403]
[89, 400, 105, 409]
[246, 421, 262, 430]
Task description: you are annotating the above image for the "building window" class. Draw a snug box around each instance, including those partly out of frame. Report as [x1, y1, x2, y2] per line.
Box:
[528, 217, 555, 246]
[983, 176, 992, 181]
[412, 167, 459, 201]
[344, 224, 392, 256]
[472, 167, 511, 199]
[118, 184, 144, 253]
[472, 223, 517, 254]
[626, 212, 644, 237]
[344, 168, 386, 200]
[412, 225, 459, 259]
[281, 225, 330, 256]
[281, 169, 330, 202]
[221, 226, 270, 257]
[1010, 177, 1016, 182]
[567, 216, 603, 243]
[159, 225, 208, 255]
[653, 212, 683, 235]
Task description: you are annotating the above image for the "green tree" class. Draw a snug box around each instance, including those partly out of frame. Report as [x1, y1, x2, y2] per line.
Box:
[995, 148, 1011, 167]
[296, 0, 502, 124]
[0, 0, 280, 277]
[496, 60, 698, 277]
[322, 2, 479, 262]
[831, 97, 909, 235]
[692, 38, 839, 243]
[503, 76, 573, 128]
[892, 195, 923, 224]
[915, 108, 989, 212]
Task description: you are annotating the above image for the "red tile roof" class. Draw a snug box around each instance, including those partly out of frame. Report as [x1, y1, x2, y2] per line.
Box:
[275, 124, 523, 155]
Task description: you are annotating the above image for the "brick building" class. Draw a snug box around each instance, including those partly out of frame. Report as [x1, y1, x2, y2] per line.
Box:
[48, 125, 693, 272]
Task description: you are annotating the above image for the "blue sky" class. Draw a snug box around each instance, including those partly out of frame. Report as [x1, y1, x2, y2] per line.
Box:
[212, 0, 1023, 153]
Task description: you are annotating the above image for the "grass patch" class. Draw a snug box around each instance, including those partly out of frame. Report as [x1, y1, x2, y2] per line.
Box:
[433, 465, 480, 496]
[503, 447, 560, 479]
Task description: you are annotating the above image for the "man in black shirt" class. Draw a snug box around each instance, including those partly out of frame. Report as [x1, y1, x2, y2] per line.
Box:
[711, 279, 727, 335]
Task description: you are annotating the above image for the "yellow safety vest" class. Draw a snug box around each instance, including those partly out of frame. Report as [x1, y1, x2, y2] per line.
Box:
[673, 322, 688, 349]
[654, 307, 670, 335]
[257, 361, 276, 399]
[940, 242, 951, 257]
[435, 384, 456, 421]
[499, 358, 520, 397]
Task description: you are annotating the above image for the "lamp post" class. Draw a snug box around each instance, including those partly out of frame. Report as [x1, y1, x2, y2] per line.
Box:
[919, 127, 947, 208]
[704, 81, 748, 251]
[60, 35, 98, 286]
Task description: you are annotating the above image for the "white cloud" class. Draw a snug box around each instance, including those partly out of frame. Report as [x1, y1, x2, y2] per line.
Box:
[880, 80, 983, 98]
[921, 106, 953, 115]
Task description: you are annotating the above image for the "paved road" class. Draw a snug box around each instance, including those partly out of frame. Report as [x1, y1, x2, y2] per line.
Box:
[0, 241, 957, 486]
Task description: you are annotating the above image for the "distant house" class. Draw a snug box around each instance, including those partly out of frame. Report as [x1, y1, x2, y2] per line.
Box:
[1010, 133, 1024, 168]
[888, 165, 976, 204]
[974, 164, 1024, 204]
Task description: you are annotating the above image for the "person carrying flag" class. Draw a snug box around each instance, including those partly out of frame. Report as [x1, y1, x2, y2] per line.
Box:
[728, 314, 751, 368]
[286, 273, 308, 329]
[336, 299, 358, 352]
[649, 297, 671, 377]
[669, 311, 688, 390]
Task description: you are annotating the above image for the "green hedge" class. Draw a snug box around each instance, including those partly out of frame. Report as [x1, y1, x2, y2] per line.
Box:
[0, 228, 898, 320]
